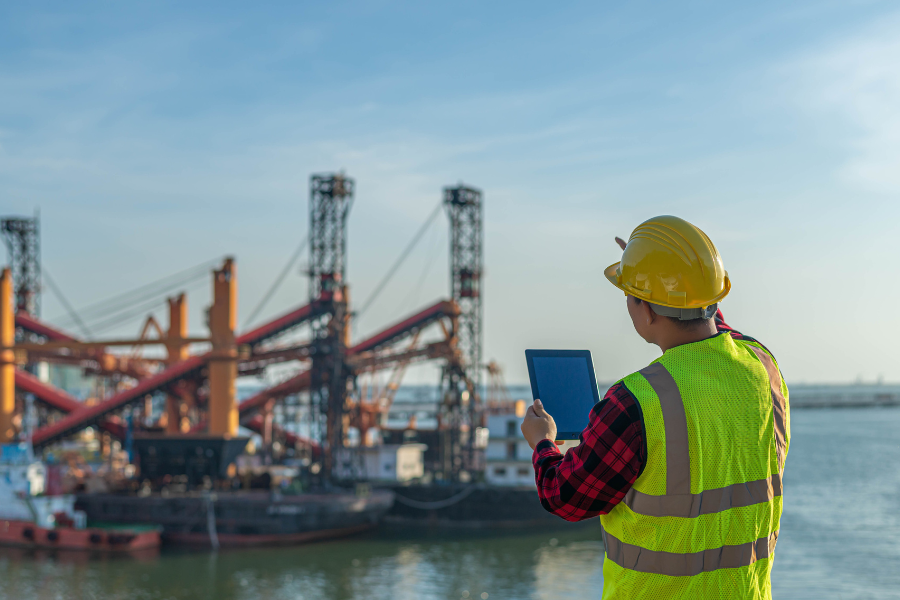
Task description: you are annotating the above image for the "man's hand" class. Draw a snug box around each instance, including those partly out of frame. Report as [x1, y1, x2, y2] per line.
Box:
[521, 399, 558, 450]
[615, 236, 627, 251]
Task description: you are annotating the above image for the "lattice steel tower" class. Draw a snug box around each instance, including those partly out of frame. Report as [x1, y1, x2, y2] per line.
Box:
[308, 173, 354, 477]
[439, 184, 483, 479]
[309, 173, 354, 303]
[444, 184, 483, 394]
[1, 213, 40, 316]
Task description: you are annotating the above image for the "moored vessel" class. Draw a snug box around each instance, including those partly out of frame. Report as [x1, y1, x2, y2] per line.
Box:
[0, 519, 160, 552]
[76, 488, 394, 547]
[0, 443, 160, 553]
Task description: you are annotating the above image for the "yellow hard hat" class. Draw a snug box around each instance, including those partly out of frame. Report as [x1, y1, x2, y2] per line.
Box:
[604, 216, 730, 319]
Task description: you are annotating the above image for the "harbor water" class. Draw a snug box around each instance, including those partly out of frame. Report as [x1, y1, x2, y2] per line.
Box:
[1, 406, 898, 600]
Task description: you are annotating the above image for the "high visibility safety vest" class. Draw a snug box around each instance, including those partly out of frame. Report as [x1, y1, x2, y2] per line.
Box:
[599, 332, 790, 599]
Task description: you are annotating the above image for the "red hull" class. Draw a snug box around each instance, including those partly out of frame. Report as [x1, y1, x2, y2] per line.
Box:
[165, 521, 374, 547]
[0, 519, 160, 552]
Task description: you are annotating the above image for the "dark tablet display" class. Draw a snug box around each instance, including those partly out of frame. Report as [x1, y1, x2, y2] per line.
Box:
[525, 349, 601, 440]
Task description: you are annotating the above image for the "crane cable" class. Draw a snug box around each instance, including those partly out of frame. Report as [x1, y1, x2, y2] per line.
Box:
[42, 269, 93, 339]
[356, 201, 443, 319]
[52, 257, 222, 327]
[243, 235, 309, 329]
[88, 277, 210, 335]
[77, 273, 208, 332]
[71, 262, 212, 324]
[402, 219, 444, 312]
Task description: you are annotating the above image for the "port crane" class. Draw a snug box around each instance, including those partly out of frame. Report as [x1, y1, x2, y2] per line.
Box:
[1, 174, 486, 483]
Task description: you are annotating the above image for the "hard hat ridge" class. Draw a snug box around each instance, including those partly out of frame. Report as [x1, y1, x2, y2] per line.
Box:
[630, 222, 697, 268]
[604, 215, 730, 315]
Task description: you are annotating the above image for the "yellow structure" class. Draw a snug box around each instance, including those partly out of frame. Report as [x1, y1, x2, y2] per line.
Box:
[207, 259, 238, 436]
[165, 293, 190, 433]
[0, 269, 15, 443]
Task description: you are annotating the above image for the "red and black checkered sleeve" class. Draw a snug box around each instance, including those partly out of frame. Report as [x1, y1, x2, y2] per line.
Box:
[715, 308, 744, 338]
[531, 382, 646, 521]
[715, 308, 774, 355]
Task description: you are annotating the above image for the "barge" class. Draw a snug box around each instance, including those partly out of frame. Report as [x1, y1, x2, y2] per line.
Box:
[76, 488, 394, 547]
[386, 483, 560, 528]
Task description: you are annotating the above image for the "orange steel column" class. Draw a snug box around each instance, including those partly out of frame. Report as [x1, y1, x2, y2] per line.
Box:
[0, 269, 16, 443]
[165, 293, 189, 433]
[341, 286, 351, 347]
[207, 259, 238, 437]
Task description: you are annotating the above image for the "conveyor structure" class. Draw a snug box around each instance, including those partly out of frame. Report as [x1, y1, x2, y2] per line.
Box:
[2, 172, 484, 482]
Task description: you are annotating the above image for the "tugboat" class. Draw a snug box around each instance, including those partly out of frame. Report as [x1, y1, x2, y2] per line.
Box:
[0, 443, 160, 553]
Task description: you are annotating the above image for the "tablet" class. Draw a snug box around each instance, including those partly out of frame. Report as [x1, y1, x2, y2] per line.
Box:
[525, 350, 601, 440]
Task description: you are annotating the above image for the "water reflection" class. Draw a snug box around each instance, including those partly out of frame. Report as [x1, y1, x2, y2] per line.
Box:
[3, 407, 900, 600]
[0, 524, 601, 600]
[533, 540, 604, 599]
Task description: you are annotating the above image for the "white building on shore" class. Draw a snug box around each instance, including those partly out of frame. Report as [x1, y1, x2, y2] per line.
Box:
[484, 400, 534, 486]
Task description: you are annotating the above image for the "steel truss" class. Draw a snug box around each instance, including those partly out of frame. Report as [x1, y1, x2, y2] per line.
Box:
[1, 214, 40, 317]
[439, 184, 483, 480]
[308, 173, 354, 477]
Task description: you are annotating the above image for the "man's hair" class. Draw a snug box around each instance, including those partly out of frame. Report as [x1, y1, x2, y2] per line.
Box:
[631, 297, 713, 330]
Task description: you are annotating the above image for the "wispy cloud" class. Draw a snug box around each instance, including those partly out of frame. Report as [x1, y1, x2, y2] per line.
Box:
[792, 13, 900, 193]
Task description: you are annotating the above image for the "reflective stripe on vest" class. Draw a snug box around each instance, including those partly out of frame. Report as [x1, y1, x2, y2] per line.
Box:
[641, 363, 691, 495]
[603, 529, 779, 577]
[620, 358, 789, 519]
[622, 472, 782, 518]
[749, 346, 788, 473]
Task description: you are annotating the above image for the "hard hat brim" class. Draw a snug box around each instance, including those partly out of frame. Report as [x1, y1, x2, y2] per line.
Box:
[604, 262, 731, 309]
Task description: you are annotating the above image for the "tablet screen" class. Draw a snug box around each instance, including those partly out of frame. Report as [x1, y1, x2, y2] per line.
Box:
[530, 355, 598, 437]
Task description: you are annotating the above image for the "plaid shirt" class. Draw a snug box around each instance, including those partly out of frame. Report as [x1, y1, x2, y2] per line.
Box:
[532, 310, 763, 521]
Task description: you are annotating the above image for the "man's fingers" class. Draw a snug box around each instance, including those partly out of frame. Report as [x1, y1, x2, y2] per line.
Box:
[615, 236, 627, 250]
[533, 399, 548, 417]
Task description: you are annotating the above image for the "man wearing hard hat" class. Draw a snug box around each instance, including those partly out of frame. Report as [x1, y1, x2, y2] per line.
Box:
[521, 216, 789, 599]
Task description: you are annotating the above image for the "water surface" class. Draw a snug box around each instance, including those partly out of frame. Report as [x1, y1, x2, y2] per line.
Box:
[1, 407, 898, 600]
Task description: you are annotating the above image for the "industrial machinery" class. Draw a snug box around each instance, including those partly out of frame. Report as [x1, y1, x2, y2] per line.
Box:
[308, 173, 353, 477]
[1, 214, 40, 317]
[437, 185, 484, 479]
[0, 172, 486, 486]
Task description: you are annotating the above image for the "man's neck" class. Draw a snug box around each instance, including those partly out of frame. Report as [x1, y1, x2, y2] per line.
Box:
[656, 321, 719, 353]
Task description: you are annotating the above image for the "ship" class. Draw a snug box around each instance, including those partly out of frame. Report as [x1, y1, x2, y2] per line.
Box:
[368, 392, 551, 528]
[76, 488, 393, 547]
[0, 443, 160, 553]
[385, 483, 560, 528]
[73, 434, 394, 548]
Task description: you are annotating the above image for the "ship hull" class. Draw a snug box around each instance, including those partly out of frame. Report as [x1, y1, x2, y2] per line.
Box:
[385, 484, 567, 527]
[0, 519, 160, 552]
[164, 522, 373, 547]
[76, 489, 394, 548]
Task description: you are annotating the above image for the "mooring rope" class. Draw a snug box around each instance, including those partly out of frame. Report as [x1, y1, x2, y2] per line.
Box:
[392, 485, 477, 510]
[204, 492, 219, 550]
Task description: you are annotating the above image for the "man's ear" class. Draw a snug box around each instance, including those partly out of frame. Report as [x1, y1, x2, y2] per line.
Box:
[643, 299, 659, 326]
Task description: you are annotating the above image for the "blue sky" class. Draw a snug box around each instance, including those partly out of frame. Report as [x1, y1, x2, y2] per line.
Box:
[2, 0, 899, 385]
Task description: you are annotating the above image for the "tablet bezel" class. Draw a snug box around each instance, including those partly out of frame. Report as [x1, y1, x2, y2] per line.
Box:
[525, 349, 601, 439]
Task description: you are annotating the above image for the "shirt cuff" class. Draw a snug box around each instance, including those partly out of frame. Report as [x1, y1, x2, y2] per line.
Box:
[534, 438, 561, 456]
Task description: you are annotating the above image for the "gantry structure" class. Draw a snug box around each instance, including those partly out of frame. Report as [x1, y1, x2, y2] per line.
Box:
[438, 185, 484, 477]
[0, 174, 485, 483]
[1, 214, 40, 317]
[308, 173, 354, 474]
